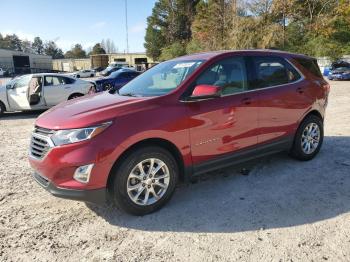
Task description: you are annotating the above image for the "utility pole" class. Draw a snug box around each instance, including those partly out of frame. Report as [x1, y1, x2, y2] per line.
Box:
[125, 0, 129, 54]
[283, 0, 286, 49]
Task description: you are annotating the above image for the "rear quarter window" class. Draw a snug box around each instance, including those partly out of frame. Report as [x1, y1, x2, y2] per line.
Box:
[295, 58, 323, 78]
[252, 56, 301, 88]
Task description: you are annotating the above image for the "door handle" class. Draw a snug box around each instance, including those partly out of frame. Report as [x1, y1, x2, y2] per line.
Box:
[241, 97, 252, 105]
[296, 87, 304, 94]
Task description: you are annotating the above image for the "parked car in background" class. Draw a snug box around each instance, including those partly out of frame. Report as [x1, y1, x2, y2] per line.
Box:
[94, 68, 140, 93]
[0, 68, 4, 77]
[100, 62, 130, 76]
[29, 50, 330, 215]
[100, 66, 120, 76]
[71, 69, 96, 78]
[92, 66, 105, 72]
[0, 73, 94, 115]
[327, 61, 350, 80]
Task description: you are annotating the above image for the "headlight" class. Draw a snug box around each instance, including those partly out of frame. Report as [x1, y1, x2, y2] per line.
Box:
[51, 122, 112, 146]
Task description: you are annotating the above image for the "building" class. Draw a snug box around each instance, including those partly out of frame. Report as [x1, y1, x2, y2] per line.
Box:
[0, 48, 52, 74]
[53, 52, 155, 72]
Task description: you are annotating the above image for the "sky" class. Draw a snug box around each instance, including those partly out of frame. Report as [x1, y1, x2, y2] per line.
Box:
[0, 0, 157, 53]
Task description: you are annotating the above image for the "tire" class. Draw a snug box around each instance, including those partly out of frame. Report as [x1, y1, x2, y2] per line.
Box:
[90, 74, 94, 77]
[76, 75, 80, 78]
[0, 101, 5, 116]
[110, 146, 178, 215]
[290, 115, 324, 161]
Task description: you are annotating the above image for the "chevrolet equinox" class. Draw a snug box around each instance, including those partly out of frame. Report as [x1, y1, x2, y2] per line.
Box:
[29, 50, 330, 215]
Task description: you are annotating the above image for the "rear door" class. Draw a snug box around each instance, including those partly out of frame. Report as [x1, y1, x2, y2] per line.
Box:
[187, 56, 259, 166]
[43, 75, 70, 106]
[249, 56, 311, 144]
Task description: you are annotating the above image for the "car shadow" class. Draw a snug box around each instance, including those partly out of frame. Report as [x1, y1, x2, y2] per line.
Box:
[1, 110, 46, 120]
[88, 136, 350, 233]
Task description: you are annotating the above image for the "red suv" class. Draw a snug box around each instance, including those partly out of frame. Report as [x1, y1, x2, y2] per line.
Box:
[29, 50, 330, 215]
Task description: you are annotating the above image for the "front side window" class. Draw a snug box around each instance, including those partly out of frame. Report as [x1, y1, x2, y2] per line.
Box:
[13, 75, 31, 88]
[253, 57, 301, 88]
[195, 56, 248, 96]
[118, 60, 203, 97]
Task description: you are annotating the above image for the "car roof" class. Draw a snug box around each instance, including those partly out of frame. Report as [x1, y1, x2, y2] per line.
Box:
[171, 49, 313, 62]
[31, 73, 72, 77]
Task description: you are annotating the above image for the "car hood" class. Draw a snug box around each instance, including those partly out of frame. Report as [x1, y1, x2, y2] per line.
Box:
[35, 92, 151, 130]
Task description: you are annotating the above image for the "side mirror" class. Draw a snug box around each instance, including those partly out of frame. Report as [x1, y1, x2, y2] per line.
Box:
[188, 84, 221, 101]
[6, 84, 13, 89]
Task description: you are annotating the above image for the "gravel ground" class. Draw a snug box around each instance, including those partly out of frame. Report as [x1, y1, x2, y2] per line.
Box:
[0, 80, 349, 261]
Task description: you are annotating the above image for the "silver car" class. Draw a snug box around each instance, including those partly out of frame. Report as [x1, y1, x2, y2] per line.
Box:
[0, 73, 93, 115]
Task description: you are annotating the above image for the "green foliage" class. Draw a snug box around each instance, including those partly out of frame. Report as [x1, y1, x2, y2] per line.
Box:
[64, 44, 87, 59]
[0, 34, 23, 51]
[91, 43, 106, 55]
[145, 0, 350, 62]
[159, 42, 186, 61]
[32, 37, 44, 54]
[144, 0, 199, 60]
[44, 41, 64, 59]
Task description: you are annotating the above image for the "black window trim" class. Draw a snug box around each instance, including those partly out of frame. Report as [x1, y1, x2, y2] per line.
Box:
[249, 57, 305, 91]
[180, 56, 305, 102]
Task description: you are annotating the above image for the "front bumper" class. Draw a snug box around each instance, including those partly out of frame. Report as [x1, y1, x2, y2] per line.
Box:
[32, 171, 106, 204]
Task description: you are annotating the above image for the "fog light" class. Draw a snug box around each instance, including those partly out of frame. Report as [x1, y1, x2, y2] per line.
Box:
[73, 164, 94, 183]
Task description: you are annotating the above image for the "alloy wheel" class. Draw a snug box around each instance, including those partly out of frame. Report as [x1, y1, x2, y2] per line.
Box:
[126, 158, 170, 206]
[301, 122, 320, 154]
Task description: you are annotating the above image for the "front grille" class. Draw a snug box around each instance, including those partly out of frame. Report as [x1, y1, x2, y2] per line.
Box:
[30, 127, 54, 160]
[34, 126, 55, 136]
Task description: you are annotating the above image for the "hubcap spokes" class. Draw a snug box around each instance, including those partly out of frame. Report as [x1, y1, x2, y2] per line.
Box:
[301, 123, 320, 154]
[127, 158, 170, 206]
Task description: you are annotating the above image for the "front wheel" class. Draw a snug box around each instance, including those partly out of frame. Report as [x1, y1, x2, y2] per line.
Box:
[110, 146, 178, 215]
[290, 115, 324, 161]
[0, 102, 5, 116]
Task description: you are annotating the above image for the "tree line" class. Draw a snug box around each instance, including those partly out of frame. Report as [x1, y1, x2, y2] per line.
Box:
[0, 34, 117, 59]
[144, 0, 350, 61]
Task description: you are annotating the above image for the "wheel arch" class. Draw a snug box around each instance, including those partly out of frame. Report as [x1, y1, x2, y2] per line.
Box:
[68, 93, 84, 100]
[302, 110, 324, 123]
[107, 138, 186, 191]
[0, 99, 7, 112]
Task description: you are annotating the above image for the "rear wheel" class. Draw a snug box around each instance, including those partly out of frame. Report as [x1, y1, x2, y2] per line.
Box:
[110, 146, 178, 215]
[290, 115, 323, 161]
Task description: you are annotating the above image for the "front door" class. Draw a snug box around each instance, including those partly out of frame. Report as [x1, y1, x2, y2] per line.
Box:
[187, 56, 258, 166]
[7, 75, 32, 110]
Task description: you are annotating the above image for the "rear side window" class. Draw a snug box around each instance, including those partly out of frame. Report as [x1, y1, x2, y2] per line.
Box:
[295, 58, 322, 78]
[252, 57, 301, 88]
[62, 77, 75, 84]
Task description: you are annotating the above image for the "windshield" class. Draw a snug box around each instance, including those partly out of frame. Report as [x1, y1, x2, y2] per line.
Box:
[109, 71, 122, 78]
[118, 60, 203, 97]
[334, 67, 350, 71]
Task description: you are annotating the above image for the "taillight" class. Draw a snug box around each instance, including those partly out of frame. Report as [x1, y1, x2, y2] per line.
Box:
[322, 82, 330, 93]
